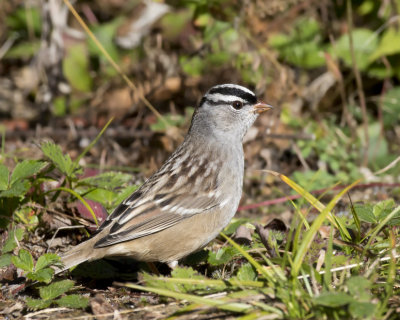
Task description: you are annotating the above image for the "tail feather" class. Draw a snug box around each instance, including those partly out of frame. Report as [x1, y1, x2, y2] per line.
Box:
[56, 237, 101, 274]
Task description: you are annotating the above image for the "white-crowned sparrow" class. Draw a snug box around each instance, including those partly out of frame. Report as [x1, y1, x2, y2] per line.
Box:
[59, 84, 272, 271]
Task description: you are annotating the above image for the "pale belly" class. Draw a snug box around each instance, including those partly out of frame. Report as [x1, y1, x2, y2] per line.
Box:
[100, 206, 235, 262]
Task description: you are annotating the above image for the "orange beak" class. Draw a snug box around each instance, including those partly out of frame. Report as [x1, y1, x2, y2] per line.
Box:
[253, 102, 274, 114]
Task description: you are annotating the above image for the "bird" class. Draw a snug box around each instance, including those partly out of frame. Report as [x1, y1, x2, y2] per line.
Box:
[59, 83, 272, 272]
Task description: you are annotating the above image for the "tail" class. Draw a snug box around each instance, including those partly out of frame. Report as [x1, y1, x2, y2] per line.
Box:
[56, 237, 103, 274]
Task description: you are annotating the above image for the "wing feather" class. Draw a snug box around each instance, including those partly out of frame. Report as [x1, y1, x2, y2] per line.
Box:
[94, 140, 224, 248]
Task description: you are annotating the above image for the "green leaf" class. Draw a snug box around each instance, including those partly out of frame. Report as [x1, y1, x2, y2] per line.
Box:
[142, 268, 209, 293]
[362, 123, 389, 167]
[88, 18, 122, 63]
[180, 56, 205, 77]
[347, 276, 371, 301]
[353, 204, 376, 223]
[27, 268, 54, 284]
[268, 18, 326, 68]
[223, 219, 249, 235]
[171, 266, 200, 279]
[349, 301, 377, 318]
[160, 10, 192, 40]
[332, 28, 378, 70]
[52, 96, 67, 116]
[171, 267, 206, 292]
[382, 87, 400, 127]
[313, 292, 354, 307]
[63, 44, 92, 92]
[0, 253, 12, 267]
[1, 228, 24, 253]
[369, 28, 400, 61]
[78, 172, 132, 190]
[84, 188, 117, 209]
[55, 294, 89, 309]
[0, 179, 30, 198]
[26, 298, 52, 310]
[6, 7, 41, 33]
[14, 207, 39, 230]
[372, 200, 400, 225]
[41, 141, 74, 177]
[39, 280, 75, 300]
[236, 263, 256, 281]
[10, 160, 47, 185]
[111, 185, 138, 208]
[0, 164, 9, 190]
[373, 199, 396, 219]
[35, 253, 61, 271]
[4, 40, 41, 59]
[208, 246, 237, 266]
[11, 249, 34, 272]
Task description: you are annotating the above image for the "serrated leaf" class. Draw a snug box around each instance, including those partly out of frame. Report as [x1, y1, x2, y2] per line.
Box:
[0, 179, 30, 198]
[10, 160, 47, 185]
[0, 164, 9, 190]
[63, 44, 92, 92]
[313, 292, 354, 307]
[171, 266, 201, 279]
[39, 280, 75, 300]
[35, 253, 61, 271]
[26, 298, 52, 310]
[208, 247, 237, 266]
[41, 141, 74, 177]
[353, 204, 376, 223]
[1, 228, 24, 253]
[11, 249, 34, 272]
[0, 253, 12, 267]
[27, 268, 54, 284]
[55, 294, 89, 309]
[236, 263, 256, 281]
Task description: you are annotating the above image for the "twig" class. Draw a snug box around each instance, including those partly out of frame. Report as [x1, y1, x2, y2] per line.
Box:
[47, 225, 87, 251]
[24, 307, 70, 319]
[374, 155, 400, 175]
[292, 143, 310, 170]
[0, 33, 18, 60]
[347, 0, 369, 167]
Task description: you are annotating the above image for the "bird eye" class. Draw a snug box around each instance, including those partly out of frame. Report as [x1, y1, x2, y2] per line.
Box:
[232, 101, 243, 110]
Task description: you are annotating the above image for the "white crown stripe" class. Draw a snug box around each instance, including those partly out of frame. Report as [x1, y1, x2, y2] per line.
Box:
[205, 93, 246, 103]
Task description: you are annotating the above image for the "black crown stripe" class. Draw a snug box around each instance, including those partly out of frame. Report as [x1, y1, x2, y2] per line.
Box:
[208, 86, 257, 104]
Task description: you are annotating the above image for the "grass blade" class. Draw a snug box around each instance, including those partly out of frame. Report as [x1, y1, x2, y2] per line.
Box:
[291, 179, 360, 277]
[116, 282, 252, 313]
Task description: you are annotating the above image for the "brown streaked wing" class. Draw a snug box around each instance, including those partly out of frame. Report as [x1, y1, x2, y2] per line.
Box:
[93, 192, 221, 248]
